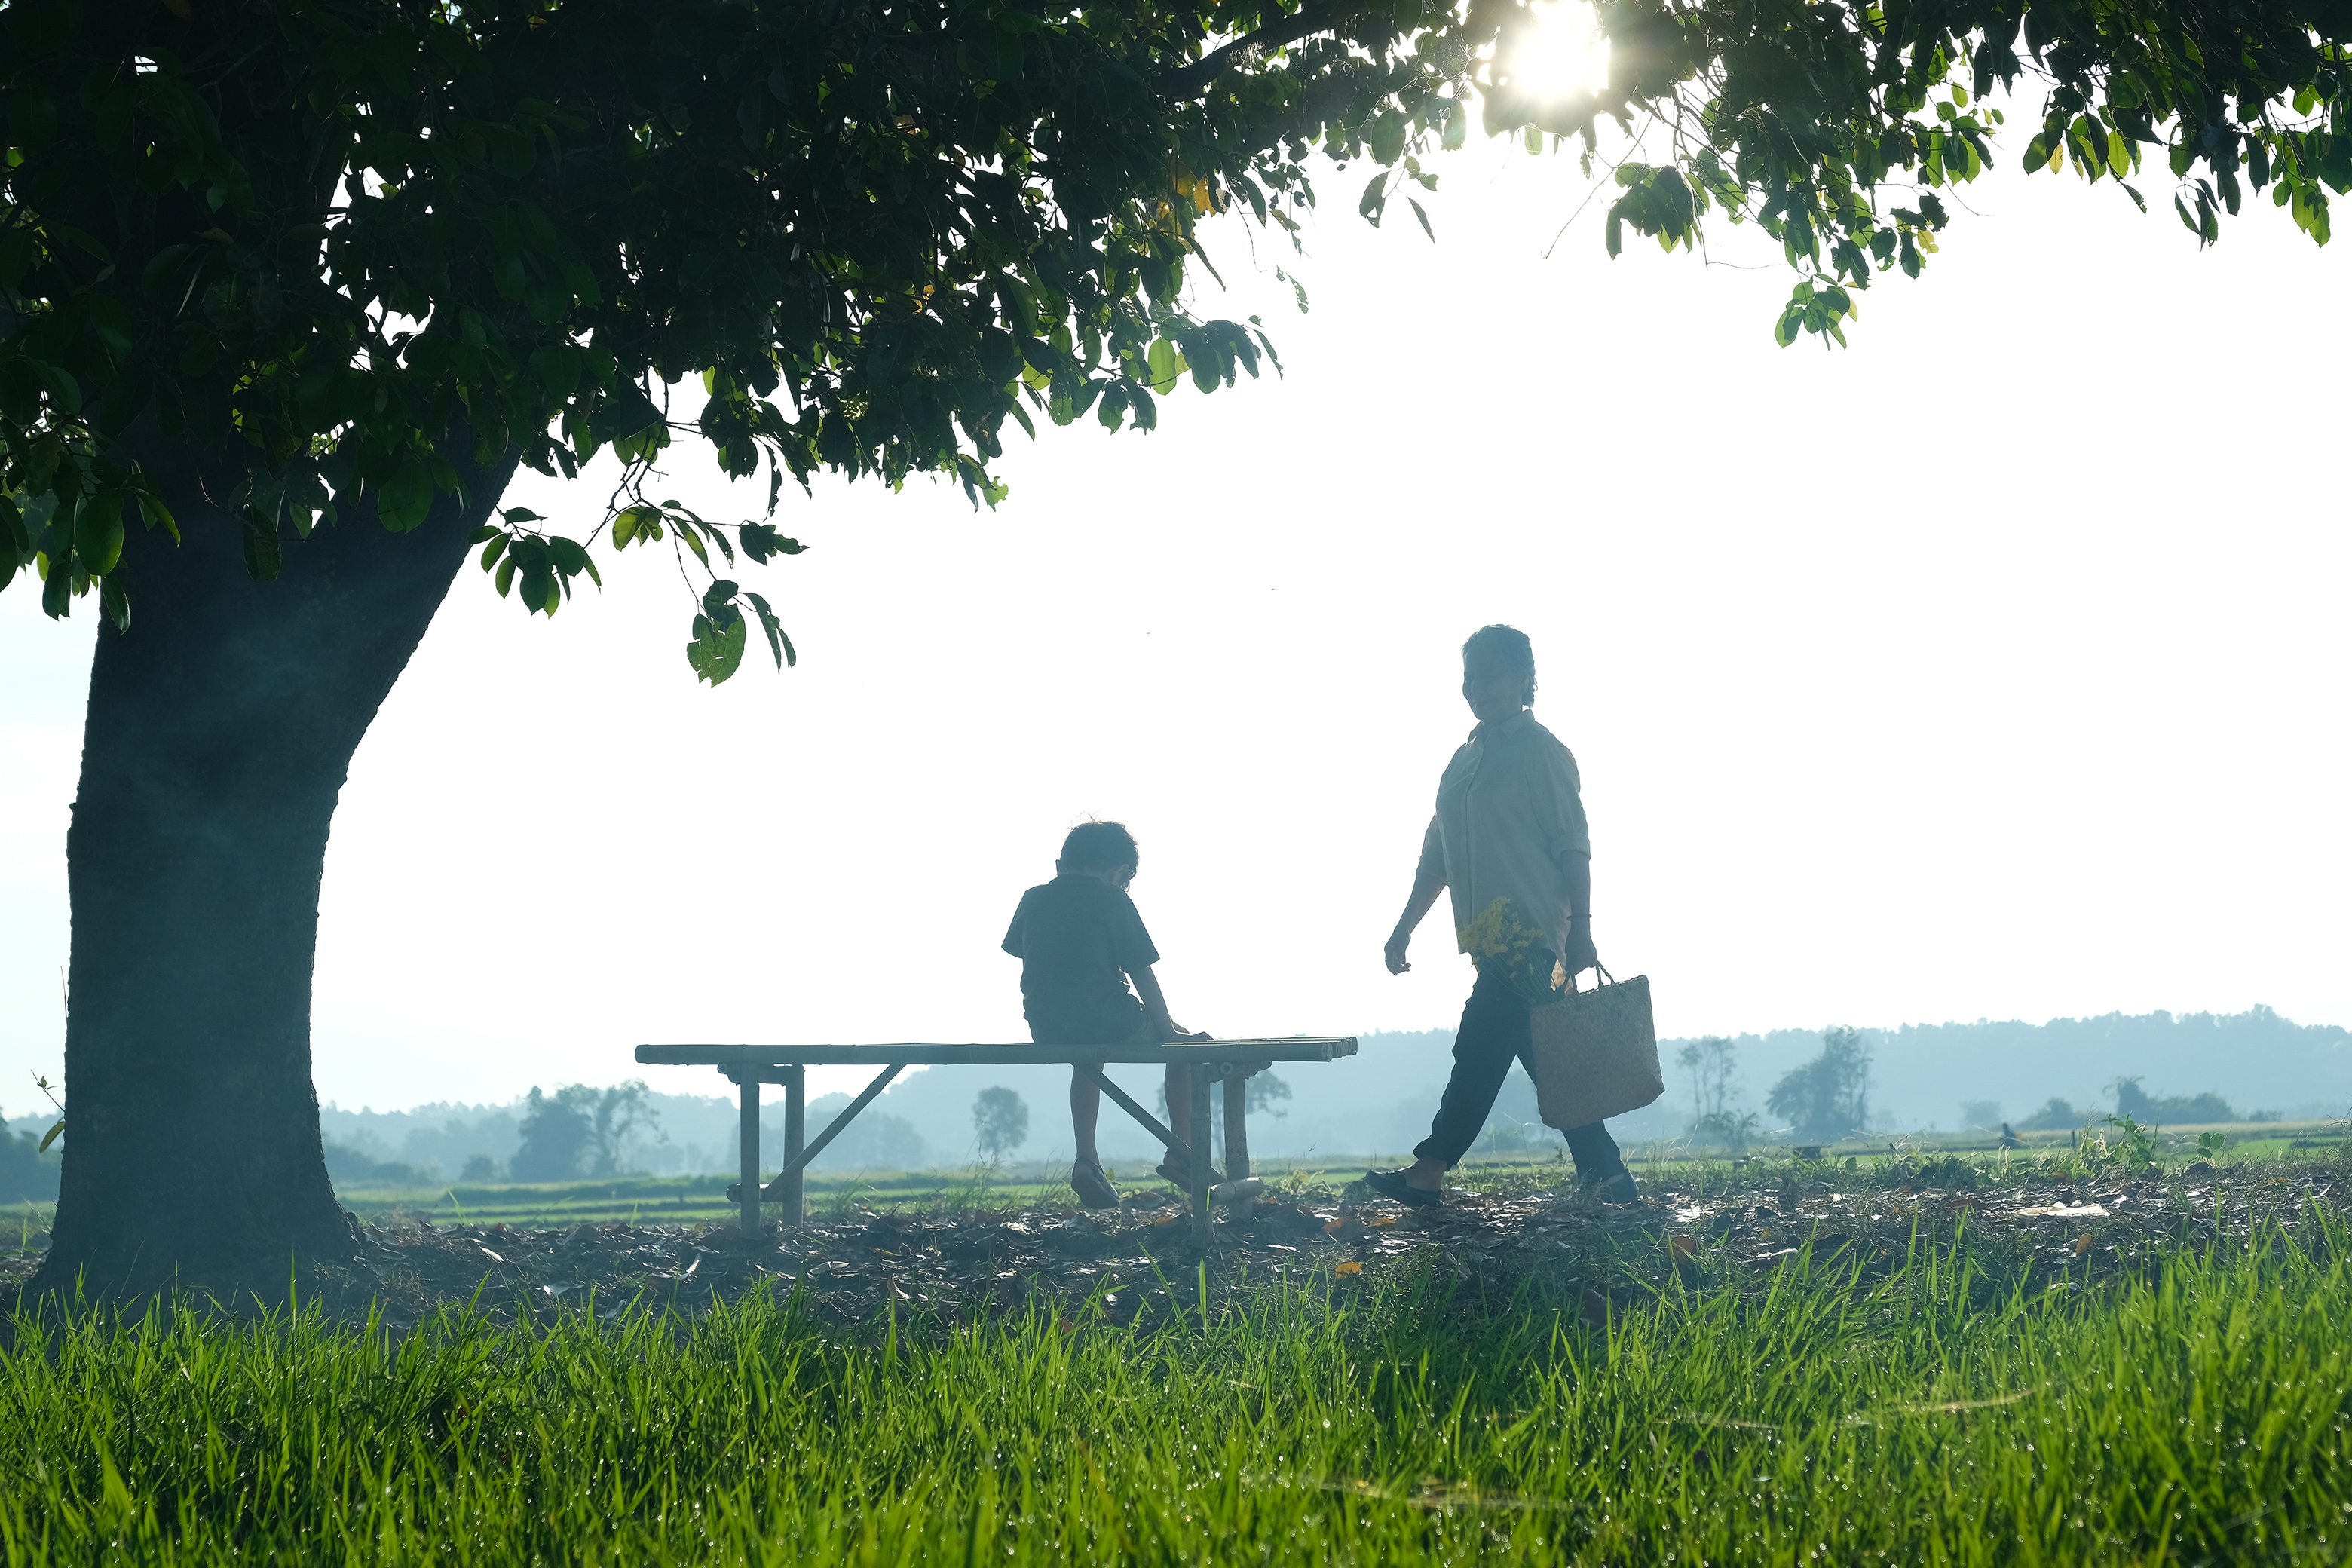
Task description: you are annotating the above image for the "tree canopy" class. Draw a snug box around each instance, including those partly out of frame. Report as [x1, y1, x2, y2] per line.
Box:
[1767, 1026, 1875, 1142]
[3, 0, 2345, 669]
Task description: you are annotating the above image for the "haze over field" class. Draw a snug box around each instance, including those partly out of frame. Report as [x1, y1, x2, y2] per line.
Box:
[5, 130, 2347, 1119]
[11, 1006, 2314, 1192]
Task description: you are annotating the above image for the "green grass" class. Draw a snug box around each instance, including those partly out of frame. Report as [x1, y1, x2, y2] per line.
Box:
[320, 1156, 1524, 1230]
[2, 1208, 2347, 1563]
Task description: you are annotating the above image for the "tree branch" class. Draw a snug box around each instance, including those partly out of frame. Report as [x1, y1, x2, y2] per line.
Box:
[1159, 2, 1377, 98]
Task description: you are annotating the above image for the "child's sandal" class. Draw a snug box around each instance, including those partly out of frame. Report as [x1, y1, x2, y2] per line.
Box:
[1070, 1159, 1121, 1209]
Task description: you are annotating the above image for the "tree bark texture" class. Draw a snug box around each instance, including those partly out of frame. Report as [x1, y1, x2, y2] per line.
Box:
[35, 436, 517, 1300]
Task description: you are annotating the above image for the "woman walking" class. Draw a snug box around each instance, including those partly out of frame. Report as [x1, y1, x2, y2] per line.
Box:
[1368, 625, 1638, 1206]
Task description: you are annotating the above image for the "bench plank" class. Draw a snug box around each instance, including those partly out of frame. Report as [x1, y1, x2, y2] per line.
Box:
[638, 1037, 1357, 1069]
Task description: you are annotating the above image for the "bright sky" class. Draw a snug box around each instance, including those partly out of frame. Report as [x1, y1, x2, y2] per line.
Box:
[5, 123, 2347, 1115]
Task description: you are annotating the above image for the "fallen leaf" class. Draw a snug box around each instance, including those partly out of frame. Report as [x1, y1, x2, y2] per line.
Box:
[1334, 1260, 1363, 1276]
[2017, 1204, 2109, 1219]
[476, 1245, 507, 1264]
[1668, 1234, 1699, 1259]
[1748, 1248, 1802, 1268]
[2072, 1233, 2094, 1256]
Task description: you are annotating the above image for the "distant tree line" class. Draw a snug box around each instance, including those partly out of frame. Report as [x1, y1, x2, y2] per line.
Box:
[2017, 1078, 2250, 1132]
[0, 1112, 60, 1204]
[317, 1081, 665, 1190]
[510, 1082, 662, 1183]
[1673, 1028, 1877, 1149]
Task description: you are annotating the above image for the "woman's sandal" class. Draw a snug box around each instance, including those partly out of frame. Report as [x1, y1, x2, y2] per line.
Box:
[1590, 1171, 1641, 1206]
[1361, 1168, 1444, 1208]
[1070, 1159, 1121, 1209]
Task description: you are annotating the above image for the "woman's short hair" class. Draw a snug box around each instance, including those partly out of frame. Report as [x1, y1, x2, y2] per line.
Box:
[1462, 623, 1536, 681]
[1060, 819, 1140, 872]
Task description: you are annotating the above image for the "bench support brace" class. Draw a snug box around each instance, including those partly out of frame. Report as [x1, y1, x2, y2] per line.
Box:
[727, 1064, 907, 1229]
[1076, 1064, 1186, 1159]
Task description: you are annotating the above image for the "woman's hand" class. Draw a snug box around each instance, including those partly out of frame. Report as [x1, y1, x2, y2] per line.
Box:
[1560, 918, 1599, 980]
[1387, 871, 1444, 976]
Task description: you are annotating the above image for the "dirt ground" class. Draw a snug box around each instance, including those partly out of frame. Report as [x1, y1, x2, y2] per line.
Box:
[280, 1153, 2352, 1330]
[5, 1154, 2339, 1331]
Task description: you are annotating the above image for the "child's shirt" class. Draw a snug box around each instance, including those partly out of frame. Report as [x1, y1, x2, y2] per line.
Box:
[1001, 874, 1160, 1046]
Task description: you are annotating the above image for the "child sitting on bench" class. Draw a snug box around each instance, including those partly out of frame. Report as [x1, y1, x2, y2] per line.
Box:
[1002, 819, 1208, 1208]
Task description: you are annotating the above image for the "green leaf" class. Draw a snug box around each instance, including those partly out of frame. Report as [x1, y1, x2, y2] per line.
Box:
[1407, 198, 1435, 243]
[1095, 381, 1129, 431]
[747, 590, 795, 669]
[40, 557, 72, 618]
[75, 494, 125, 576]
[549, 535, 601, 587]
[740, 522, 806, 562]
[128, 487, 179, 544]
[39, 1120, 63, 1154]
[685, 611, 749, 685]
[1358, 172, 1387, 225]
[378, 465, 436, 533]
[1138, 338, 1176, 392]
[240, 507, 283, 582]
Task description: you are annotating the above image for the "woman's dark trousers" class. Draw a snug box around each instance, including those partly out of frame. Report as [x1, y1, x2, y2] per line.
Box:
[1413, 968, 1626, 1180]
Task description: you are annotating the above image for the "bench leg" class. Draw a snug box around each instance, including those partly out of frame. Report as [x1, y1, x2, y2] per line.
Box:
[738, 1076, 761, 1240]
[1189, 1066, 1214, 1245]
[1223, 1071, 1254, 1224]
[782, 1066, 805, 1228]
[1222, 1073, 1251, 1182]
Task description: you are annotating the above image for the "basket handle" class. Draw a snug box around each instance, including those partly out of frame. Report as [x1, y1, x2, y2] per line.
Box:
[1568, 962, 1615, 994]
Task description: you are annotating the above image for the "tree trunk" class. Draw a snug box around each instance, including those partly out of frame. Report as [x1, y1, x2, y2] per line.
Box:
[33, 434, 517, 1302]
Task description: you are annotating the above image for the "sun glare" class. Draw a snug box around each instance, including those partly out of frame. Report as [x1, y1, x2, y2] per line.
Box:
[1509, 2, 1610, 100]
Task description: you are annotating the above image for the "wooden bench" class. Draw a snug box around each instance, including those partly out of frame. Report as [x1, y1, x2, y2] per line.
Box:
[633, 1038, 1359, 1242]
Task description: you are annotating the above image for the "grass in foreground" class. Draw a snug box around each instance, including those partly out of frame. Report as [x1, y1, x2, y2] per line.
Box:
[1, 1213, 2347, 1565]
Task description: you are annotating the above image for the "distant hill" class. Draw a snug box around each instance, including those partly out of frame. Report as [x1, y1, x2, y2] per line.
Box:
[1703, 1006, 2351, 1136]
[19, 1006, 2334, 1184]
[732, 1006, 2350, 1170]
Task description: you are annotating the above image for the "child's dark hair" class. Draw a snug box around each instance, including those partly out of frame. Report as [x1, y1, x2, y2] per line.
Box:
[1462, 623, 1536, 681]
[1060, 819, 1140, 873]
